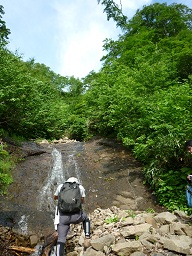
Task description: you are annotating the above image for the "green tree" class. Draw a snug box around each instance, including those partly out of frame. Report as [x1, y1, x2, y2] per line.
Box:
[0, 48, 70, 138]
[98, 0, 127, 29]
[80, 2, 192, 211]
[0, 5, 10, 46]
[127, 3, 192, 40]
[62, 76, 84, 96]
[102, 3, 192, 65]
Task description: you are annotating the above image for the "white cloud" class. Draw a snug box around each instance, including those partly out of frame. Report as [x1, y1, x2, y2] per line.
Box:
[58, 23, 109, 77]
[53, 0, 157, 78]
[1, 0, 192, 78]
[53, 1, 118, 78]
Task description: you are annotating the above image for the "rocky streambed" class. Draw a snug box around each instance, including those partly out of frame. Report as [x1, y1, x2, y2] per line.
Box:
[1, 207, 192, 256]
[0, 136, 175, 255]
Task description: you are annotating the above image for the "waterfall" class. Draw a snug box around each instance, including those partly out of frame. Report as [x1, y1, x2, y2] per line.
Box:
[37, 148, 65, 212]
[63, 153, 82, 184]
[34, 146, 83, 256]
[37, 147, 82, 212]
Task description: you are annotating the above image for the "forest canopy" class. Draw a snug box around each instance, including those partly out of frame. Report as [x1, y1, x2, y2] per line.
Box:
[0, 2, 192, 212]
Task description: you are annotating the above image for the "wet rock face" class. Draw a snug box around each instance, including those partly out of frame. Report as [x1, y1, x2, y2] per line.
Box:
[83, 137, 164, 213]
[2, 137, 46, 158]
[0, 137, 165, 239]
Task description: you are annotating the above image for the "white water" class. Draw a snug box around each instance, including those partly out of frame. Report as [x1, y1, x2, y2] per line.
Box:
[34, 147, 82, 256]
[38, 147, 82, 212]
[18, 215, 29, 235]
[64, 153, 82, 184]
[37, 148, 64, 211]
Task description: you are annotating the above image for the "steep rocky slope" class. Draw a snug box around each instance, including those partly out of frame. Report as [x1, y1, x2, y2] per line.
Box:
[1, 137, 190, 256]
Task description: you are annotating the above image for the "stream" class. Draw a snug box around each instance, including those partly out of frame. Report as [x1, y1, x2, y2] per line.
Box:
[0, 137, 164, 239]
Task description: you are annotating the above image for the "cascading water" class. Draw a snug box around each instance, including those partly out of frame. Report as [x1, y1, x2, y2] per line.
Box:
[33, 146, 84, 256]
[37, 147, 83, 212]
[37, 148, 65, 212]
[64, 153, 82, 184]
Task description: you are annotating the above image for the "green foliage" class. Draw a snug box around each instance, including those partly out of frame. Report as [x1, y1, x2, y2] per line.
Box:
[98, 0, 128, 30]
[0, 47, 71, 139]
[154, 169, 190, 212]
[81, 2, 192, 212]
[0, 5, 10, 46]
[125, 210, 136, 218]
[128, 3, 192, 40]
[146, 208, 155, 213]
[0, 144, 13, 195]
[1, 2, 192, 211]
[104, 215, 119, 224]
[66, 115, 89, 141]
[135, 235, 139, 241]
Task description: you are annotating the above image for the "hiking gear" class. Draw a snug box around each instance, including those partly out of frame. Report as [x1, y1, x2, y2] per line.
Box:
[57, 212, 90, 243]
[58, 182, 82, 213]
[83, 218, 90, 237]
[57, 220, 70, 243]
[56, 242, 65, 256]
[186, 185, 192, 207]
[54, 206, 59, 230]
[66, 177, 79, 184]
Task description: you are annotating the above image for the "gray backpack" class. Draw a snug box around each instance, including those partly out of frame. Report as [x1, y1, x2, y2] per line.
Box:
[58, 182, 82, 213]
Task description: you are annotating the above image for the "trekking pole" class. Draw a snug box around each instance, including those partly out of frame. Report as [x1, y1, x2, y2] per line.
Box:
[54, 206, 59, 231]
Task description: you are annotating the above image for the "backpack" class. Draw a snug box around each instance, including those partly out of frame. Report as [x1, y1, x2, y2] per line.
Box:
[186, 185, 192, 208]
[58, 182, 82, 213]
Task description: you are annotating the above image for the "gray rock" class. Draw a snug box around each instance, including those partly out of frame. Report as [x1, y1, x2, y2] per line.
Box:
[91, 234, 115, 251]
[130, 252, 146, 256]
[154, 212, 177, 224]
[163, 237, 192, 254]
[121, 223, 152, 238]
[151, 254, 165, 256]
[30, 234, 38, 247]
[2, 208, 192, 256]
[111, 241, 143, 255]
[83, 247, 105, 256]
[159, 224, 170, 235]
[169, 222, 192, 237]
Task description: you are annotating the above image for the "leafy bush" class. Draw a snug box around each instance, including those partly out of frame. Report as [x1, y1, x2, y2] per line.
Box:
[153, 169, 188, 211]
[0, 144, 13, 195]
[66, 115, 89, 141]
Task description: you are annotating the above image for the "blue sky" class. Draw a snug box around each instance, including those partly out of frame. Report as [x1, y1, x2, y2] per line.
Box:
[1, 0, 192, 78]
